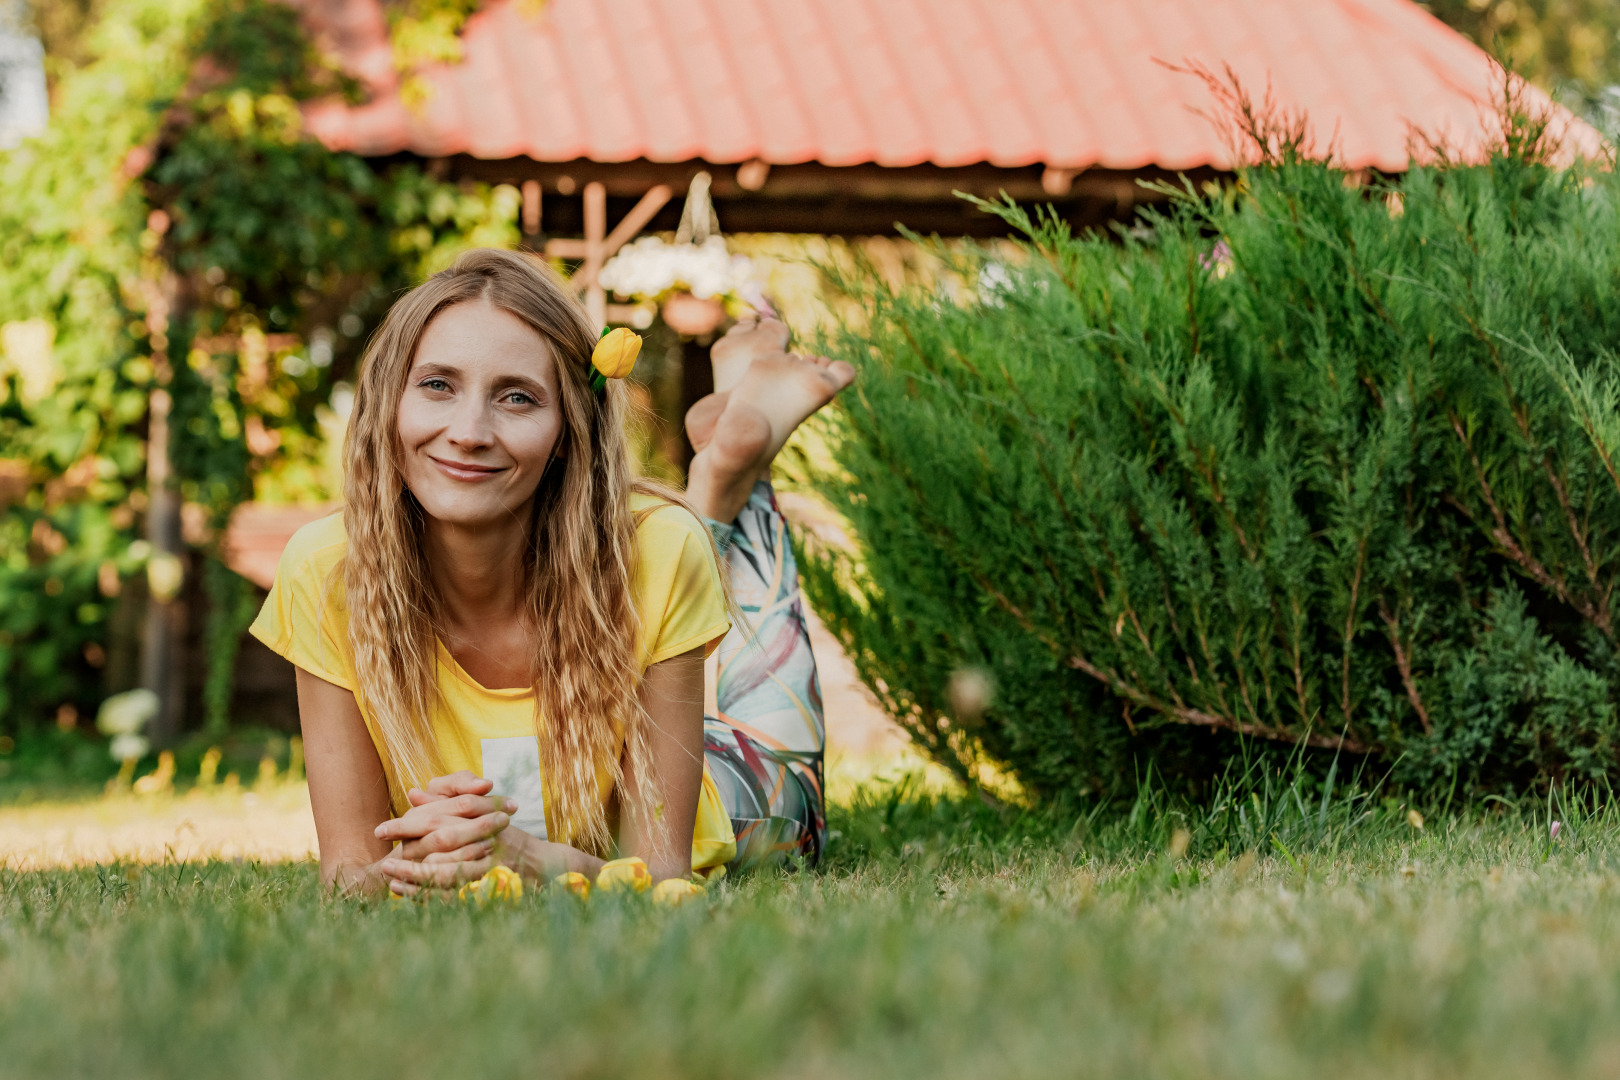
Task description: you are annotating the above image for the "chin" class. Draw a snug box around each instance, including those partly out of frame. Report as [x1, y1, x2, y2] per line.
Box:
[410, 487, 526, 529]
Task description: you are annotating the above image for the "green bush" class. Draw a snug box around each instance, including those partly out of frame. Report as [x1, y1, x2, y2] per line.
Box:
[803, 108, 1620, 800]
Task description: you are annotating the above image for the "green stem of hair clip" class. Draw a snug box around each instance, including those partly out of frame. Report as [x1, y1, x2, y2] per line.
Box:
[591, 326, 610, 396]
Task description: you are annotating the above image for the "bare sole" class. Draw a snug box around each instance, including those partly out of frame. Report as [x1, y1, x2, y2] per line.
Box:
[709, 316, 791, 395]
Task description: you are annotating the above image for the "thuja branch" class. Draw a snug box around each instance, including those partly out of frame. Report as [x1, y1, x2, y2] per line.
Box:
[1062, 649, 1370, 753]
[1378, 595, 1432, 735]
[974, 574, 1371, 754]
[1449, 413, 1612, 636]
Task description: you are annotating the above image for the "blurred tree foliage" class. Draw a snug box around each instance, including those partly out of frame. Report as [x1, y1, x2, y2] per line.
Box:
[0, 0, 519, 738]
[1425, 1, 1620, 121]
[383, 0, 483, 106]
[18, 0, 106, 90]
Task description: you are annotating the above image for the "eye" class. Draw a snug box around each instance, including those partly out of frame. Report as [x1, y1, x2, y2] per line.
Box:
[500, 389, 538, 406]
[418, 376, 452, 393]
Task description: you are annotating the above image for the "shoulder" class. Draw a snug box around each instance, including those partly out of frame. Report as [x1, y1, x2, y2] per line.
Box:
[275, 511, 349, 593]
[630, 492, 711, 549]
[249, 509, 355, 687]
[628, 493, 730, 664]
[283, 510, 348, 558]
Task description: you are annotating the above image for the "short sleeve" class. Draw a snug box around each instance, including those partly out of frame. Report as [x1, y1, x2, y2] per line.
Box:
[636, 503, 732, 666]
[248, 514, 357, 690]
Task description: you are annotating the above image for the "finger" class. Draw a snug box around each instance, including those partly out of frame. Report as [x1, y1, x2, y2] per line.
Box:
[387, 879, 456, 902]
[375, 813, 439, 842]
[396, 818, 506, 862]
[425, 813, 511, 854]
[443, 793, 517, 819]
[376, 817, 427, 842]
[426, 771, 491, 798]
[422, 842, 493, 864]
[405, 774, 492, 808]
[393, 813, 507, 860]
[374, 796, 514, 841]
[381, 856, 493, 888]
[377, 804, 458, 841]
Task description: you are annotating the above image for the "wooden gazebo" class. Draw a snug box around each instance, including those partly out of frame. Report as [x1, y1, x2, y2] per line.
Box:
[292, 0, 1600, 324]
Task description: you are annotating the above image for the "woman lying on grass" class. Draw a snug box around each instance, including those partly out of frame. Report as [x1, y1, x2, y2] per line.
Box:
[250, 248, 853, 897]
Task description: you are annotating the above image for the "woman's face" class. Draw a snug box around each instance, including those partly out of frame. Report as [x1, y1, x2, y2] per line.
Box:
[396, 299, 566, 530]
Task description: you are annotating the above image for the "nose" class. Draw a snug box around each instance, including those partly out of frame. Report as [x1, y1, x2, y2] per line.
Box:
[443, 395, 495, 452]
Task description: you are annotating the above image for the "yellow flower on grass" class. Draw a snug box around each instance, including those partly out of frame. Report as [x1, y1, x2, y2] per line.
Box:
[652, 877, 705, 907]
[595, 856, 652, 894]
[551, 871, 591, 899]
[458, 864, 524, 906]
[591, 327, 641, 390]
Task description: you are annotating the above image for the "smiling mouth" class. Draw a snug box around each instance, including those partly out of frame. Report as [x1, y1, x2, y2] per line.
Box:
[428, 455, 507, 482]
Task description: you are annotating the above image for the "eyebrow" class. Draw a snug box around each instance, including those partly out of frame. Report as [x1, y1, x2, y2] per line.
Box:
[410, 361, 550, 397]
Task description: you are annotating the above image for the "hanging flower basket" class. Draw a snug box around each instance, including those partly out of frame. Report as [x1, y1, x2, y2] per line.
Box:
[596, 172, 759, 336]
[660, 292, 727, 336]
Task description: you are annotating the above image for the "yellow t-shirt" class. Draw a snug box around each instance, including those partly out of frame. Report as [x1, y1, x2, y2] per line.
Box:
[249, 494, 737, 872]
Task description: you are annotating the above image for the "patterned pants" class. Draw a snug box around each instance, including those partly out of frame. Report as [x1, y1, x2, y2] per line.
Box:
[703, 481, 827, 869]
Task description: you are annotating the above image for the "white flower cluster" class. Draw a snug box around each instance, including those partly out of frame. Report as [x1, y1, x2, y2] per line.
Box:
[96, 688, 159, 763]
[598, 236, 755, 302]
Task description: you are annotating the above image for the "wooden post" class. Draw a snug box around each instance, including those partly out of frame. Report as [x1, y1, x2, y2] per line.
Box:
[521, 179, 542, 236]
[140, 269, 189, 746]
[583, 181, 606, 330]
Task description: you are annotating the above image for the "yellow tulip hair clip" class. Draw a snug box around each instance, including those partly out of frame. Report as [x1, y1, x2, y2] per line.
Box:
[591, 327, 641, 395]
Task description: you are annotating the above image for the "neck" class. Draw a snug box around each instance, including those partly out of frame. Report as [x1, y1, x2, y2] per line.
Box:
[421, 507, 532, 634]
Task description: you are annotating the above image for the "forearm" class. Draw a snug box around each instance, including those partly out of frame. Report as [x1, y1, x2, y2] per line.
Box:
[515, 840, 686, 886]
[501, 829, 605, 882]
[298, 668, 397, 898]
[324, 854, 394, 897]
[622, 649, 705, 883]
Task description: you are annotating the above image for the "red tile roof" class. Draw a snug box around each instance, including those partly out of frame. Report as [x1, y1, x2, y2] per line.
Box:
[297, 0, 1603, 173]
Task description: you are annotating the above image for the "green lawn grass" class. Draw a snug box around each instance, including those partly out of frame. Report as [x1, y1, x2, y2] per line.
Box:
[3, 775, 1620, 1079]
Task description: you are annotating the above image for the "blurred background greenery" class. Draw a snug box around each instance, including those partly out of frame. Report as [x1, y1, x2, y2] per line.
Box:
[1423, 1, 1620, 127]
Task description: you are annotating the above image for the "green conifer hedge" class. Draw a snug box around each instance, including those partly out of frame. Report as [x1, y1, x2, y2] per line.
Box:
[803, 111, 1620, 799]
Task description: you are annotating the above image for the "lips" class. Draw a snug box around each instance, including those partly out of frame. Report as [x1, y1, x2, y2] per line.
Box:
[428, 455, 507, 482]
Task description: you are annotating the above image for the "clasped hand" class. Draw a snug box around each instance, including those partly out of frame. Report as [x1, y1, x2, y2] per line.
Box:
[375, 770, 517, 898]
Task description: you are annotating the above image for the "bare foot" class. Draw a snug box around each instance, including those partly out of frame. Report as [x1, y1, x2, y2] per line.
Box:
[710, 315, 790, 394]
[684, 351, 854, 524]
[683, 391, 729, 454]
[685, 400, 771, 523]
[727, 350, 855, 469]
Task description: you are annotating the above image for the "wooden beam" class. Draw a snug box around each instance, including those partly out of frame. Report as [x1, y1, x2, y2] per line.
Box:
[582, 181, 606, 329]
[483, 161, 1211, 239]
[544, 238, 587, 258]
[544, 184, 672, 262]
[452, 158, 1216, 206]
[601, 184, 671, 258]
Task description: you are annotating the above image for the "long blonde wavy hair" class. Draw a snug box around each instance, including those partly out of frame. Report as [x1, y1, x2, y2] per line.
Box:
[341, 247, 686, 854]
